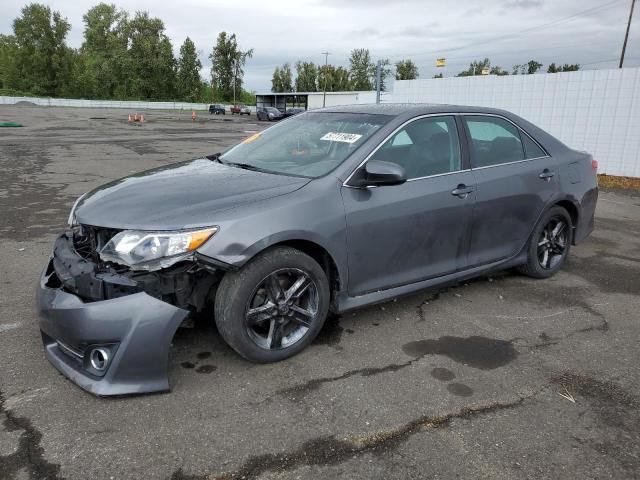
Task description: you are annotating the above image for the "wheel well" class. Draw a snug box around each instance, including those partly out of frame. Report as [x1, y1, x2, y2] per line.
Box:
[274, 240, 341, 298]
[555, 200, 578, 228]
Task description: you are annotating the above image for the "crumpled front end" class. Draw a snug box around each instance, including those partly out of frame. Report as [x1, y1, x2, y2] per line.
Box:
[37, 228, 221, 396]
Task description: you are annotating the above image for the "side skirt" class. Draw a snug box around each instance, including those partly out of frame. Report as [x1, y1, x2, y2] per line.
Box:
[335, 252, 527, 313]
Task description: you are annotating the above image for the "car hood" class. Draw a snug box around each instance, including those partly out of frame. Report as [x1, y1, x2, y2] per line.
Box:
[74, 158, 309, 230]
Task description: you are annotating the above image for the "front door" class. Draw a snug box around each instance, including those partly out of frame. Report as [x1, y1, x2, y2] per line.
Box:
[341, 115, 475, 296]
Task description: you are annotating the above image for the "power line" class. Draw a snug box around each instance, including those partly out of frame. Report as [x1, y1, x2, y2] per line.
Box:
[619, 0, 637, 67]
[384, 0, 625, 62]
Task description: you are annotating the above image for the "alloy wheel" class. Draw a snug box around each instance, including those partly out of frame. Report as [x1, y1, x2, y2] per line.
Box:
[245, 268, 319, 350]
[537, 216, 568, 270]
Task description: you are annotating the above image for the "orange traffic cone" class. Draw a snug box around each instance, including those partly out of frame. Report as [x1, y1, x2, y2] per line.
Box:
[128, 113, 132, 122]
[191, 111, 196, 122]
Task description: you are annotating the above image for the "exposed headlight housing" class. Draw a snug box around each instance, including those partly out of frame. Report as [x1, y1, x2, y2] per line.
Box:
[67, 193, 88, 226]
[99, 227, 218, 271]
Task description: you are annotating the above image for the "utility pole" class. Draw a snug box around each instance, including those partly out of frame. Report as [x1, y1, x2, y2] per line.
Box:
[620, 0, 636, 68]
[321, 51, 330, 107]
[375, 60, 382, 104]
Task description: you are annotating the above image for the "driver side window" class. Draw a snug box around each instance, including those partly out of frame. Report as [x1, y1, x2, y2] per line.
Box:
[370, 116, 461, 179]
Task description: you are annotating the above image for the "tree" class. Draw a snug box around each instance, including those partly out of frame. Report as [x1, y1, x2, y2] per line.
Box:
[395, 59, 419, 80]
[295, 61, 317, 92]
[209, 32, 253, 101]
[123, 12, 176, 99]
[333, 66, 352, 91]
[349, 48, 374, 90]
[373, 58, 392, 92]
[80, 3, 128, 98]
[0, 34, 19, 90]
[513, 60, 544, 75]
[177, 37, 202, 101]
[271, 66, 282, 92]
[271, 63, 292, 92]
[433, 73, 443, 79]
[526, 60, 543, 74]
[548, 63, 580, 73]
[10, 3, 75, 96]
[457, 58, 491, 77]
[489, 65, 509, 76]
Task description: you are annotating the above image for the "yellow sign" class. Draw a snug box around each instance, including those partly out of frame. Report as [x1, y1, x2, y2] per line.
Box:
[436, 58, 446, 67]
[481, 67, 490, 75]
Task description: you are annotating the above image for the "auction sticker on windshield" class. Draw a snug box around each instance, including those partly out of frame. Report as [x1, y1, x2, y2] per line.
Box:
[320, 132, 363, 144]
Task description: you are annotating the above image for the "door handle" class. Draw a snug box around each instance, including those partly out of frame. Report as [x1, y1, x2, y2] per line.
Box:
[451, 184, 474, 198]
[539, 169, 555, 181]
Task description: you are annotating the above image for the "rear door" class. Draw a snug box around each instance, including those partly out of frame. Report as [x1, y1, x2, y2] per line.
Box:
[341, 115, 475, 296]
[462, 114, 558, 267]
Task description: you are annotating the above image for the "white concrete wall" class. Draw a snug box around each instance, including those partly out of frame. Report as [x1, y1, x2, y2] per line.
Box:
[0, 96, 215, 111]
[392, 67, 640, 177]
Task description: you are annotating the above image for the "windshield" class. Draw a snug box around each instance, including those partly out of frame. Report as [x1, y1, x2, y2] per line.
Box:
[221, 112, 391, 178]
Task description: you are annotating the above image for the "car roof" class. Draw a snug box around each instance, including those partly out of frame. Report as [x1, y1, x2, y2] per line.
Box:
[317, 103, 513, 117]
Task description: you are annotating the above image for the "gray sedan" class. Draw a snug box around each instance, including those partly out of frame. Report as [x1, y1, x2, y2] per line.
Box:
[37, 104, 598, 395]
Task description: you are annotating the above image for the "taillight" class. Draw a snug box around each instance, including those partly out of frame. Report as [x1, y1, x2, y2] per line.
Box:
[591, 159, 598, 171]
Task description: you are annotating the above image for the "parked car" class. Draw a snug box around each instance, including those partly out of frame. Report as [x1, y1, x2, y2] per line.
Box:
[257, 107, 283, 121]
[231, 105, 251, 115]
[209, 104, 226, 115]
[37, 104, 598, 395]
[282, 108, 305, 118]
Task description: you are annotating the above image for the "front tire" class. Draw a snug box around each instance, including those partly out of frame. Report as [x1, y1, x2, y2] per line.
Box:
[517, 206, 572, 279]
[215, 247, 330, 363]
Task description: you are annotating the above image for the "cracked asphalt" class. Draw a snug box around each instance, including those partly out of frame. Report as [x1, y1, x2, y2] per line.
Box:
[1, 105, 639, 480]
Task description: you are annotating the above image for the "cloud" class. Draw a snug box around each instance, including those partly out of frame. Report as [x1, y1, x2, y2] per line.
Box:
[503, 0, 543, 9]
[0, 0, 637, 91]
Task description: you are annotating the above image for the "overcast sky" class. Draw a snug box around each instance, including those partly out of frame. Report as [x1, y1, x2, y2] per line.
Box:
[1, 0, 639, 91]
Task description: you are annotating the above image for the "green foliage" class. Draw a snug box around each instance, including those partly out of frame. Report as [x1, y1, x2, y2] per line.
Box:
[177, 37, 202, 102]
[373, 58, 392, 92]
[318, 64, 353, 92]
[210, 31, 253, 102]
[8, 4, 74, 96]
[395, 59, 419, 80]
[349, 48, 374, 90]
[0, 34, 19, 89]
[271, 63, 293, 92]
[79, 3, 128, 98]
[1, 3, 254, 103]
[547, 63, 580, 73]
[295, 61, 317, 92]
[512, 60, 544, 75]
[489, 65, 509, 76]
[457, 58, 491, 77]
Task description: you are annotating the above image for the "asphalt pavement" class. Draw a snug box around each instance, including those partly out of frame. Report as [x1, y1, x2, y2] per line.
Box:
[0, 105, 638, 480]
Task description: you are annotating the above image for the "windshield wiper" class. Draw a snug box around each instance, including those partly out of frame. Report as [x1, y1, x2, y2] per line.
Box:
[206, 152, 223, 162]
[223, 161, 265, 172]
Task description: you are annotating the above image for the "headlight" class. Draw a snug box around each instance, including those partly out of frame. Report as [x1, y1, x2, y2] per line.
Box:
[99, 227, 218, 271]
[67, 193, 88, 226]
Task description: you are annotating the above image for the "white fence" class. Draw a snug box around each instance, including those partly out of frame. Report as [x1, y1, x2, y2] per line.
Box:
[392, 67, 640, 178]
[0, 96, 249, 112]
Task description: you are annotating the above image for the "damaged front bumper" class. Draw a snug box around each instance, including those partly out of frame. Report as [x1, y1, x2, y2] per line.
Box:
[37, 233, 195, 396]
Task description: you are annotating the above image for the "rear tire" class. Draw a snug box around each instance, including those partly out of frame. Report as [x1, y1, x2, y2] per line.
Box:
[215, 247, 330, 363]
[517, 206, 572, 279]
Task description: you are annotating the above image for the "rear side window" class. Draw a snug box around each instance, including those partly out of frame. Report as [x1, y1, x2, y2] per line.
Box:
[521, 133, 547, 159]
[464, 116, 525, 167]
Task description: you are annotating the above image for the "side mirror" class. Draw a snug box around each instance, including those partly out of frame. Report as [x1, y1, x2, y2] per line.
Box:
[349, 160, 407, 188]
